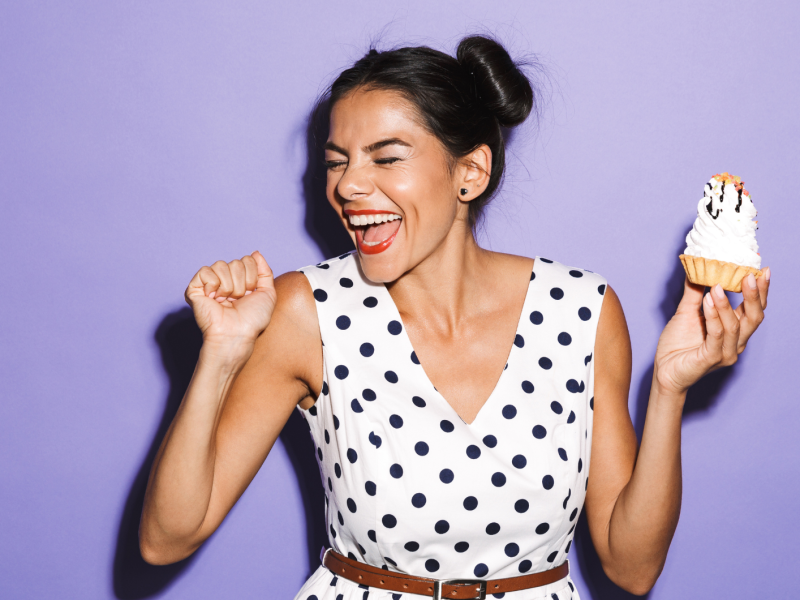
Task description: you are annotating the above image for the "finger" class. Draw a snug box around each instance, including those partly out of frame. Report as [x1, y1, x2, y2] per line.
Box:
[701, 291, 724, 366]
[228, 259, 246, 299]
[735, 273, 764, 350]
[252, 250, 275, 293]
[711, 284, 740, 365]
[185, 265, 221, 302]
[211, 260, 234, 300]
[676, 276, 705, 313]
[242, 255, 258, 293]
[757, 266, 770, 310]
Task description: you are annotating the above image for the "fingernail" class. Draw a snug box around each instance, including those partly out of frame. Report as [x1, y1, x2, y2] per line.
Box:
[704, 292, 714, 308]
[245, 290, 252, 295]
[209, 291, 216, 299]
[765, 267, 771, 281]
[747, 273, 757, 289]
[216, 296, 227, 303]
[713, 284, 725, 299]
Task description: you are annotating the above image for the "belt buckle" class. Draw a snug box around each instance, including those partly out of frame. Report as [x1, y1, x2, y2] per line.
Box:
[433, 578, 487, 600]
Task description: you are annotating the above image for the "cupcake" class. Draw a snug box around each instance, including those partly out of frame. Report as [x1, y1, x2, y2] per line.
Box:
[679, 173, 762, 292]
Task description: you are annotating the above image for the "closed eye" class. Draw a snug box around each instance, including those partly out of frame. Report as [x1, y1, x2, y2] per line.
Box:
[325, 160, 347, 170]
[375, 157, 401, 165]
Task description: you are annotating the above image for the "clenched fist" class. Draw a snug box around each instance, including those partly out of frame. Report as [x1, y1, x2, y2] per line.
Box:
[184, 251, 277, 357]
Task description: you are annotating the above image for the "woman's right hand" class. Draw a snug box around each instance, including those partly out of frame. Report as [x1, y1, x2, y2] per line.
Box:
[184, 251, 277, 361]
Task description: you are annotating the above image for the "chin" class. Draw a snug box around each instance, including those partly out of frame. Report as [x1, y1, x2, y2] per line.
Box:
[356, 251, 407, 284]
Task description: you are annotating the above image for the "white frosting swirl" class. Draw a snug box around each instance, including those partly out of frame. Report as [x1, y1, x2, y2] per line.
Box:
[684, 176, 760, 269]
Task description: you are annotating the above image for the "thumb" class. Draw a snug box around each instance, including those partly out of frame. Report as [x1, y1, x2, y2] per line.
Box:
[676, 275, 704, 313]
[252, 250, 275, 293]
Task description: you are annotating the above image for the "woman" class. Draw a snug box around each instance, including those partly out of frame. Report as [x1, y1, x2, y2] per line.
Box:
[139, 36, 770, 598]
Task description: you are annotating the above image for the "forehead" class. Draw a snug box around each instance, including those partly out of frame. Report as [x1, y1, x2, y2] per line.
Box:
[328, 88, 425, 143]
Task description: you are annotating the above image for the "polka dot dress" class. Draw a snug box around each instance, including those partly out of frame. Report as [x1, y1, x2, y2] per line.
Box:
[293, 253, 607, 600]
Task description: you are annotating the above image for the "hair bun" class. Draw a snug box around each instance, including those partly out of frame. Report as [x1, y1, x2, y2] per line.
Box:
[456, 36, 534, 128]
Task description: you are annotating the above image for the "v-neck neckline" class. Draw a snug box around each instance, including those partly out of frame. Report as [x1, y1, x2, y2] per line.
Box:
[373, 257, 537, 427]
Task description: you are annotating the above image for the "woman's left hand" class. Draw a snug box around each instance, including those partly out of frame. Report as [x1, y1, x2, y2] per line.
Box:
[653, 268, 771, 396]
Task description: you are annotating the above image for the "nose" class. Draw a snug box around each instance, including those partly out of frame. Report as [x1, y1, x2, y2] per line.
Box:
[336, 162, 374, 203]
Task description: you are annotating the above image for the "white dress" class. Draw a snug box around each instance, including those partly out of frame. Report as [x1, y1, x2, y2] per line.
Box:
[293, 253, 607, 600]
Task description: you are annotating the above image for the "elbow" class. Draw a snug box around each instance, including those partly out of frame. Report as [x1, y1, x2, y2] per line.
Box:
[139, 528, 199, 566]
[601, 560, 663, 596]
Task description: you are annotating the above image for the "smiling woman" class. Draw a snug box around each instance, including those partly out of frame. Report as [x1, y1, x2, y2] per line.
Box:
[138, 35, 770, 600]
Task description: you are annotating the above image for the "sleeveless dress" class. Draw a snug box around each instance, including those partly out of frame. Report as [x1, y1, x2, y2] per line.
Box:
[293, 253, 607, 600]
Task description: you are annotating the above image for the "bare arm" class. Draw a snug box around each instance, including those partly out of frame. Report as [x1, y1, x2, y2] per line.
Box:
[139, 254, 322, 565]
[585, 271, 769, 594]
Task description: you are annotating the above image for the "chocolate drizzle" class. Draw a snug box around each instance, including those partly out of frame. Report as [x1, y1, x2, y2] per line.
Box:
[736, 187, 743, 213]
[706, 184, 721, 220]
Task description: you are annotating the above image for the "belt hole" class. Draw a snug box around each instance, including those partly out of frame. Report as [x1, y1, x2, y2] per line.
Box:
[380, 580, 385, 584]
[358, 576, 363, 580]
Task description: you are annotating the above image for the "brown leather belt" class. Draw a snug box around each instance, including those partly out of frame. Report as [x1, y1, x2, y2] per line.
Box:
[322, 549, 569, 599]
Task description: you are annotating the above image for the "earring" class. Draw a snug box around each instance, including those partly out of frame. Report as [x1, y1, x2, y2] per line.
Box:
[460, 188, 468, 196]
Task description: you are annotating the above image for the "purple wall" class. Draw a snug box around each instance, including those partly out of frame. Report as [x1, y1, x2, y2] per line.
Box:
[2, 2, 798, 598]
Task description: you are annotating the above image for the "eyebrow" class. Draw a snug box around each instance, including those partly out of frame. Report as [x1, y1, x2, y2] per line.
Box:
[324, 138, 411, 156]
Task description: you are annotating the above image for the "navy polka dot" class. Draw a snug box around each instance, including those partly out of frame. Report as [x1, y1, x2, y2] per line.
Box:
[512, 454, 527, 469]
[425, 559, 439, 572]
[579, 307, 591, 321]
[590, 396, 594, 410]
[519, 560, 532, 573]
[308, 405, 317, 416]
[435, 520, 450, 534]
[313, 289, 328, 302]
[486, 522, 500, 535]
[584, 353, 592, 365]
[415, 441, 429, 456]
[530, 271, 536, 280]
[347, 498, 357, 513]
[335, 463, 341, 478]
[547, 551, 558, 562]
[483, 435, 497, 448]
[598, 284, 606, 295]
[566, 379, 584, 393]
[367, 529, 377, 541]
[539, 257, 553, 263]
[382, 514, 397, 528]
[363, 296, 378, 307]
[532, 425, 547, 439]
[530, 311, 543, 325]
[570, 508, 578, 521]
[474, 563, 489, 578]
[359, 343, 374, 357]
[317, 447, 322, 461]
[329, 525, 336, 538]
[336, 316, 351, 330]
[569, 270, 583, 278]
[467, 445, 481, 459]
[515, 499, 529, 513]
[333, 415, 339, 429]
[558, 332, 572, 346]
[542, 475, 554, 490]
[324, 430, 330, 444]
[505, 543, 519, 557]
[578, 458, 583, 472]
[463, 496, 478, 511]
[440, 420, 455, 433]
[567, 411, 576, 424]
[412, 395, 426, 407]
[334, 365, 349, 380]
[388, 320, 403, 335]
[410, 351, 420, 364]
[390, 414, 403, 428]
[384, 371, 398, 384]
[347, 448, 358, 463]
[550, 287, 564, 300]
[339, 277, 353, 288]
[550, 401, 563, 414]
[538, 357, 553, 370]
[369, 432, 382, 448]
[351, 399, 363, 413]
[322, 381, 329, 395]
[455, 541, 469, 552]
[502, 405, 517, 419]
[558, 448, 568, 461]
[521, 380, 534, 393]
[491, 472, 506, 487]
[439, 469, 454, 483]
[411, 493, 427, 508]
[536, 523, 550, 535]
[362, 388, 376, 401]
[514, 334, 524, 348]
[315, 263, 330, 269]
[404, 541, 419, 552]
[390, 464, 403, 478]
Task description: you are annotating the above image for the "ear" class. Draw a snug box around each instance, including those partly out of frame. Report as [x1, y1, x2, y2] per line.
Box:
[456, 145, 492, 201]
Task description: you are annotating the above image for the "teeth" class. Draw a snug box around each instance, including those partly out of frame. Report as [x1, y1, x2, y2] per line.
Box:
[348, 213, 401, 226]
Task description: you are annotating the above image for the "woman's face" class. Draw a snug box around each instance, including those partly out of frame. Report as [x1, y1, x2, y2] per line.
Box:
[325, 88, 471, 283]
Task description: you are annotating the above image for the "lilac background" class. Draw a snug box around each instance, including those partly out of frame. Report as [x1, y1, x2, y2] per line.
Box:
[1, 2, 798, 598]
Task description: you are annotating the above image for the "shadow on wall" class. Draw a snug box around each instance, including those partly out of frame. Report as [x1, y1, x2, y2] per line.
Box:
[573, 223, 737, 599]
[112, 103, 347, 597]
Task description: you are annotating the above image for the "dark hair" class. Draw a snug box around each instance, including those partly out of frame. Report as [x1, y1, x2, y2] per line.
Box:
[325, 35, 536, 229]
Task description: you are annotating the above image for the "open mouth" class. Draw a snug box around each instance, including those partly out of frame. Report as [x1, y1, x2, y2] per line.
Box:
[346, 210, 402, 255]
